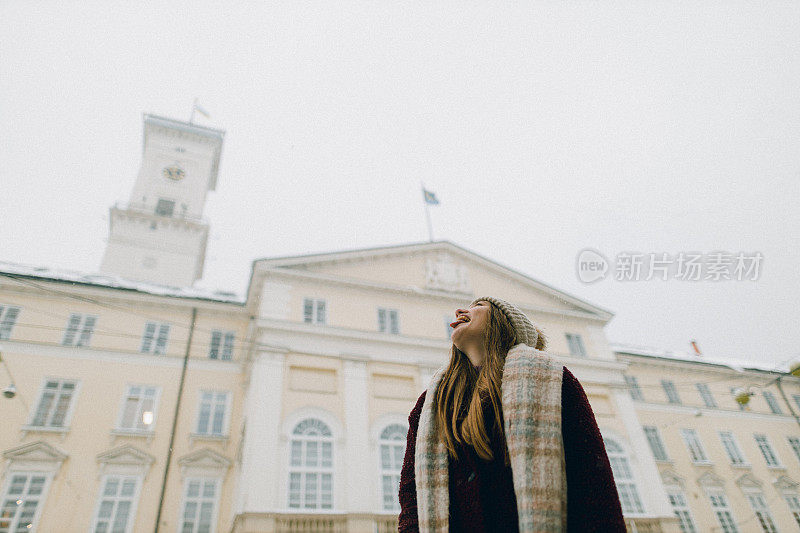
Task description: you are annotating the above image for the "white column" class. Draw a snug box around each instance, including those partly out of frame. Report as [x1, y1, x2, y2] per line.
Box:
[612, 389, 673, 517]
[237, 350, 286, 513]
[342, 358, 371, 513]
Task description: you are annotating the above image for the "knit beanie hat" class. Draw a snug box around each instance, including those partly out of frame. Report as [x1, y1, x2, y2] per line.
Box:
[470, 296, 540, 348]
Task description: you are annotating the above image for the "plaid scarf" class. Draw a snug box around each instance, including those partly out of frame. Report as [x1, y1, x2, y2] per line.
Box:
[414, 343, 567, 532]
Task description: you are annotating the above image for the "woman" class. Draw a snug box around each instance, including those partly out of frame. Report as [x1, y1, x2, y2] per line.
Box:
[398, 297, 626, 532]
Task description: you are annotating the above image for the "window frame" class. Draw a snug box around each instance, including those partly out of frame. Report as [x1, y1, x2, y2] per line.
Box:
[287, 418, 335, 510]
[177, 476, 222, 533]
[378, 423, 407, 512]
[0, 304, 20, 340]
[115, 384, 161, 433]
[27, 377, 81, 430]
[742, 490, 778, 533]
[0, 471, 53, 533]
[565, 333, 587, 357]
[194, 390, 232, 437]
[680, 428, 710, 464]
[695, 383, 717, 408]
[140, 321, 170, 355]
[303, 298, 327, 325]
[662, 380, 682, 404]
[61, 312, 98, 347]
[604, 437, 645, 515]
[762, 391, 783, 415]
[706, 489, 740, 533]
[753, 434, 782, 468]
[665, 485, 698, 533]
[718, 431, 748, 466]
[208, 330, 235, 361]
[624, 375, 644, 401]
[377, 307, 400, 335]
[89, 474, 143, 533]
[643, 425, 670, 462]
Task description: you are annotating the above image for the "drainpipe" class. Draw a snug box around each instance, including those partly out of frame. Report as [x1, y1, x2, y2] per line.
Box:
[154, 306, 197, 533]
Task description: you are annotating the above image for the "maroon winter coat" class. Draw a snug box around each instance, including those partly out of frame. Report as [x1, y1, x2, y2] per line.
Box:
[398, 366, 626, 532]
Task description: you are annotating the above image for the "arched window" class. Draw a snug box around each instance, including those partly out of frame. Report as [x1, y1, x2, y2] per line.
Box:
[379, 424, 407, 512]
[605, 437, 644, 514]
[288, 418, 333, 509]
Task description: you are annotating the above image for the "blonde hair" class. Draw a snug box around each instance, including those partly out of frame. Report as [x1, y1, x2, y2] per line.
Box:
[434, 301, 547, 464]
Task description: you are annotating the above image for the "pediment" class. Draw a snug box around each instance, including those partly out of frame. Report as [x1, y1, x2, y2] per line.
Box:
[97, 445, 154, 466]
[252, 241, 611, 320]
[697, 472, 725, 487]
[178, 448, 231, 470]
[661, 469, 685, 487]
[735, 473, 763, 489]
[3, 441, 67, 463]
[774, 475, 799, 492]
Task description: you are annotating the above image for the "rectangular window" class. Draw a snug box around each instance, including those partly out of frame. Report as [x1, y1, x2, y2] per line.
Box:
[0, 473, 48, 532]
[180, 478, 220, 533]
[792, 394, 800, 413]
[696, 383, 717, 408]
[196, 391, 230, 436]
[62, 313, 97, 347]
[643, 426, 669, 461]
[708, 491, 739, 533]
[303, 298, 326, 325]
[762, 391, 782, 415]
[754, 434, 781, 467]
[155, 198, 175, 217]
[785, 494, 800, 527]
[565, 333, 587, 357]
[140, 321, 169, 355]
[117, 385, 158, 431]
[680, 429, 709, 463]
[377, 308, 399, 334]
[624, 375, 644, 401]
[30, 378, 77, 428]
[0, 305, 20, 340]
[788, 437, 800, 464]
[666, 488, 697, 533]
[719, 431, 747, 465]
[662, 380, 681, 404]
[208, 330, 235, 360]
[746, 493, 778, 533]
[91, 475, 140, 533]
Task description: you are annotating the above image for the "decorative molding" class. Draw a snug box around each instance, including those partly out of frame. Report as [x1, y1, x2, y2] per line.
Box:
[96, 445, 155, 478]
[697, 472, 725, 488]
[660, 469, 685, 488]
[773, 475, 799, 492]
[177, 448, 232, 479]
[3, 441, 68, 464]
[734, 473, 763, 489]
[424, 253, 471, 293]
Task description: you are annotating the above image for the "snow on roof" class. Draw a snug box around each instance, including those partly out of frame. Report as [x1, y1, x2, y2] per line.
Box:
[610, 342, 787, 375]
[0, 260, 244, 304]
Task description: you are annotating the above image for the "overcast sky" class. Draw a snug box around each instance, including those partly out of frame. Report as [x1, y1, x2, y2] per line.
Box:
[1, 1, 798, 368]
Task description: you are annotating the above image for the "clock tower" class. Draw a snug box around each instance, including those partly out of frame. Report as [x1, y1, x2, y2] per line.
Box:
[99, 113, 225, 287]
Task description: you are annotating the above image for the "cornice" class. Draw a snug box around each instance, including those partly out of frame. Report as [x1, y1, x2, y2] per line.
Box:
[633, 401, 800, 423]
[257, 268, 606, 322]
[0, 339, 243, 373]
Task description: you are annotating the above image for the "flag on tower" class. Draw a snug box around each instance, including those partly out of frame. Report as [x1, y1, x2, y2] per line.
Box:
[422, 188, 440, 205]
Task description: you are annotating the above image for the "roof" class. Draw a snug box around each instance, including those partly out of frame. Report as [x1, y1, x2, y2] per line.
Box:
[251, 239, 614, 319]
[611, 342, 789, 375]
[0, 260, 244, 304]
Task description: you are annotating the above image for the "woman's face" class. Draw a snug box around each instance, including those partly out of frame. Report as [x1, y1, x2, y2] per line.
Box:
[450, 300, 490, 352]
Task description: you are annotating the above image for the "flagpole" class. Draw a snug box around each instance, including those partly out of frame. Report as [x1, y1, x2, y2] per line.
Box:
[189, 98, 197, 124]
[422, 182, 433, 242]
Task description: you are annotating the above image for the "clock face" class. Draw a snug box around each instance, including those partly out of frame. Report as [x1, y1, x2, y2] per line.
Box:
[162, 165, 186, 181]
